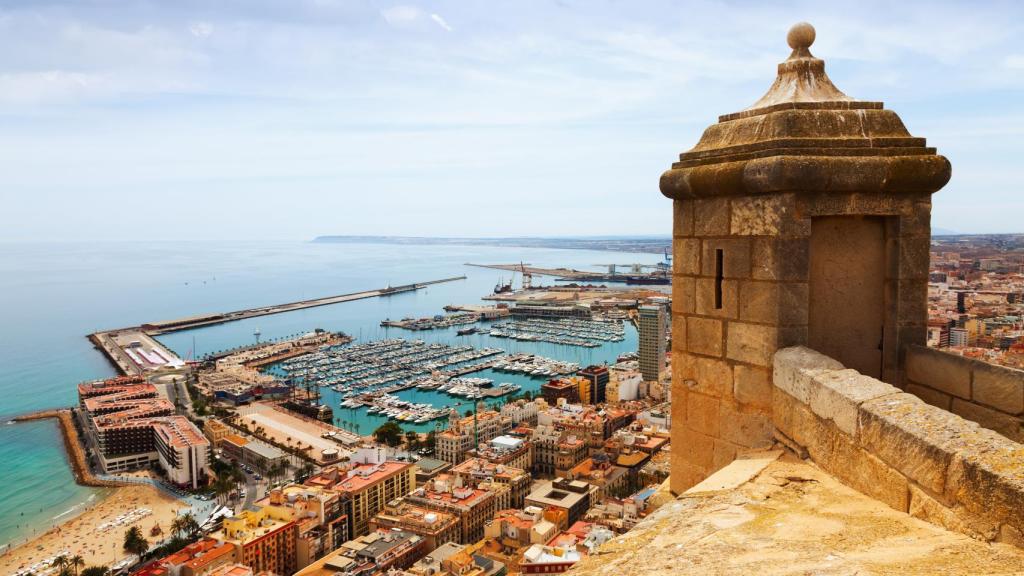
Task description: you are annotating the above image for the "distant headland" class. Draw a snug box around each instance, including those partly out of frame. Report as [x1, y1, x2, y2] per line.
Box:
[312, 235, 673, 254]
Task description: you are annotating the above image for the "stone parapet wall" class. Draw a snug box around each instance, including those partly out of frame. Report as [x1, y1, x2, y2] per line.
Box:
[904, 344, 1024, 443]
[774, 346, 1024, 547]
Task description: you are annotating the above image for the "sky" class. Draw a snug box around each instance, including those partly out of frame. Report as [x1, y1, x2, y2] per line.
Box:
[0, 0, 1022, 241]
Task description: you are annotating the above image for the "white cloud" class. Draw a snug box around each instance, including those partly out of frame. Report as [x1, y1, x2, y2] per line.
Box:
[189, 21, 214, 38]
[1005, 54, 1024, 70]
[380, 5, 421, 26]
[430, 14, 453, 32]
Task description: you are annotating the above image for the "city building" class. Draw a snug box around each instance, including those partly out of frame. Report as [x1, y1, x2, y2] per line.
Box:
[209, 505, 298, 576]
[305, 460, 416, 538]
[369, 500, 460, 552]
[500, 399, 540, 426]
[242, 440, 289, 474]
[403, 475, 498, 544]
[466, 435, 533, 472]
[520, 522, 614, 574]
[258, 484, 351, 569]
[139, 538, 237, 576]
[577, 365, 610, 404]
[407, 541, 507, 576]
[413, 457, 451, 486]
[637, 305, 666, 382]
[565, 454, 629, 501]
[77, 377, 211, 488]
[436, 409, 510, 465]
[525, 478, 598, 528]
[294, 529, 428, 576]
[450, 457, 532, 509]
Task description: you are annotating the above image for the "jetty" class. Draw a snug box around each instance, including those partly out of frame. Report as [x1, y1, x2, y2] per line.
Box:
[13, 410, 129, 488]
[89, 276, 466, 376]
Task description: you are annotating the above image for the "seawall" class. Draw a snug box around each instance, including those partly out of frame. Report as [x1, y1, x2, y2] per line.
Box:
[13, 410, 130, 488]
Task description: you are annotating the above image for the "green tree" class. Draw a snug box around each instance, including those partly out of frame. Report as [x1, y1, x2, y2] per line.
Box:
[171, 512, 201, 541]
[51, 555, 69, 574]
[123, 525, 149, 558]
[69, 555, 85, 576]
[81, 567, 110, 576]
[424, 430, 437, 450]
[405, 430, 419, 450]
[373, 421, 403, 447]
[295, 461, 315, 482]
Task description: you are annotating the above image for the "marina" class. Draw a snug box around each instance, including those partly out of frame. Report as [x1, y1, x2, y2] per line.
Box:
[485, 317, 625, 348]
[380, 312, 480, 331]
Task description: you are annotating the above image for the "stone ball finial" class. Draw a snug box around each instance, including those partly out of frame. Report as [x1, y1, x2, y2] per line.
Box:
[787, 22, 816, 50]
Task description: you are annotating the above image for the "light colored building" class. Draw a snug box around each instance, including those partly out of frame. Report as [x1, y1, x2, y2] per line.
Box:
[403, 475, 498, 544]
[451, 457, 532, 509]
[369, 501, 460, 552]
[294, 529, 428, 576]
[209, 505, 298, 576]
[638, 305, 666, 382]
[500, 399, 540, 426]
[525, 478, 597, 528]
[305, 461, 416, 538]
[258, 484, 351, 569]
[407, 541, 506, 576]
[436, 409, 510, 465]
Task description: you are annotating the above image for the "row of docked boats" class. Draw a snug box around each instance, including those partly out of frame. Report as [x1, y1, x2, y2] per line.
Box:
[278, 339, 504, 393]
[491, 353, 580, 377]
[485, 317, 625, 348]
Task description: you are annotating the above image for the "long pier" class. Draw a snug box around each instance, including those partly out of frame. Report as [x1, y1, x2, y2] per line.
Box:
[140, 275, 468, 335]
[89, 276, 466, 375]
[13, 410, 130, 488]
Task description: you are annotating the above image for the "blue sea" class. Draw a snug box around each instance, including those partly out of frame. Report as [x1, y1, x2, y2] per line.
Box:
[0, 240, 664, 548]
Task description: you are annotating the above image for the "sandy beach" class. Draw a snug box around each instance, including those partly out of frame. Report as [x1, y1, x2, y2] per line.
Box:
[0, 485, 186, 575]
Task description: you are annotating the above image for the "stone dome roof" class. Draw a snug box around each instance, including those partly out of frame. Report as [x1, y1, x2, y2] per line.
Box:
[660, 23, 950, 200]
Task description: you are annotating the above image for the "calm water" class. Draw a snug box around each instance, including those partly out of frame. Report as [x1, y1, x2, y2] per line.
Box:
[0, 241, 664, 547]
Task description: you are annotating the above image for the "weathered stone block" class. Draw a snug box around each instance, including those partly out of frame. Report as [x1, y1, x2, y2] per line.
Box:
[669, 455, 706, 495]
[899, 238, 931, 280]
[858, 393, 966, 496]
[809, 369, 900, 436]
[712, 439, 741, 470]
[906, 345, 971, 399]
[734, 364, 771, 410]
[701, 238, 751, 278]
[738, 281, 808, 325]
[730, 195, 795, 236]
[683, 356, 733, 399]
[772, 346, 844, 403]
[686, 392, 721, 437]
[945, 431, 1024, 531]
[972, 362, 1024, 416]
[898, 278, 929, 325]
[908, 484, 997, 541]
[672, 275, 695, 314]
[687, 317, 723, 357]
[674, 238, 701, 275]
[673, 199, 694, 237]
[727, 322, 776, 367]
[951, 399, 1024, 443]
[694, 197, 729, 236]
[672, 312, 686, 352]
[679, 429, 715, 470]
[808, 410, 910, 512]
[751, 237, 809, 282]
[719, 401, 772, 448]
[772, 387, 816, 448]
[905, 383, 953, 411]
[695, 277, 738, 318]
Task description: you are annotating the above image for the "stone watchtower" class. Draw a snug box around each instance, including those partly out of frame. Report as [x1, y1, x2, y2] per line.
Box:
[662, 23, 951, 493]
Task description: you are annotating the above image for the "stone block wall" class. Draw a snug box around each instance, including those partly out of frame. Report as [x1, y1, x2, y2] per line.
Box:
[670, 192, 932, 494]
[774, 346, 1024, 547]
[903, 344, 1024, 443]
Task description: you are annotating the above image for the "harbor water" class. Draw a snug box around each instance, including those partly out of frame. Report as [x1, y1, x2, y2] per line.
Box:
[0, 240, 664, 548]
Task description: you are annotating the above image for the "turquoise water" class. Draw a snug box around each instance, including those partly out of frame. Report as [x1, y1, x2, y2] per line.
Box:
[0, 241, 664, 547]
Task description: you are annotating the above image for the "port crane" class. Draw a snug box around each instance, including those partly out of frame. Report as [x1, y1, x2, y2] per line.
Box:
[520, 261, 532, 290]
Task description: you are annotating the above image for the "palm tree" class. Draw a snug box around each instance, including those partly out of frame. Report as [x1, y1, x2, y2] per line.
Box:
[171, 512, 201, 541]
[81, 567, 110, 576]
[69, 555, 85, 576]
[123, 525, 148, 559]
[51, 555, 69, 574]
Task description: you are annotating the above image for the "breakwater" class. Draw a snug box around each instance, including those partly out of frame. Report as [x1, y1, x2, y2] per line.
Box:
[12, 410, 129, 489]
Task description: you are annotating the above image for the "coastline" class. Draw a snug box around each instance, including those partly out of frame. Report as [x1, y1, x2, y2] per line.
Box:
[0, 484, 185, 576]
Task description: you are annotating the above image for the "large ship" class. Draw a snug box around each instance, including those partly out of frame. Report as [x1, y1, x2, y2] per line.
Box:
[624, 275, 670, 285]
